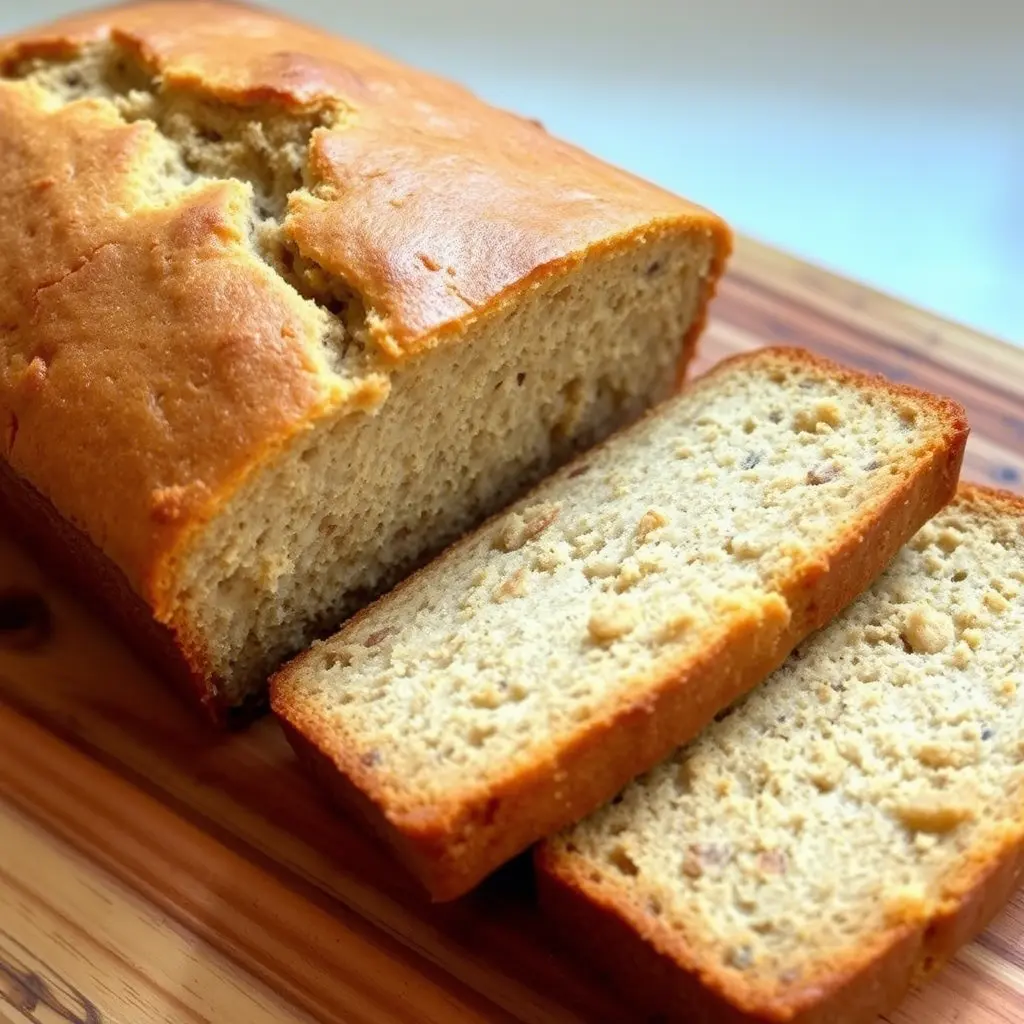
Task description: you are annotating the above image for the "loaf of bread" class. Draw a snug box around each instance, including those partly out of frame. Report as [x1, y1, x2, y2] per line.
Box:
[272, 348, 967, 899]
[0, 2, 730, 721]
[537, 486, 1023, 1024]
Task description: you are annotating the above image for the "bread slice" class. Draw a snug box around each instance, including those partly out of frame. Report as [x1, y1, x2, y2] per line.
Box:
[537, 486, 1024, 1024]
[272, 348, 967, 899]
[0, 3, 729, 722]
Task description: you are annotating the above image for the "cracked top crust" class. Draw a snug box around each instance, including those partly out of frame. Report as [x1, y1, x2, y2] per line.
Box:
[0, 1, 726, 609]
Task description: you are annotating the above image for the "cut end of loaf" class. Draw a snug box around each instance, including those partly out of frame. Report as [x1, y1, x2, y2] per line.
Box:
[538, 486, 1023, 1023]
[172, 229, 722, 709]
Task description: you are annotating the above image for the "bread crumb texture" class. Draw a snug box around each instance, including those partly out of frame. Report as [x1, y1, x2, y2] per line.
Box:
[280, 351, 960, 809]
[547, 490, 1024, 999]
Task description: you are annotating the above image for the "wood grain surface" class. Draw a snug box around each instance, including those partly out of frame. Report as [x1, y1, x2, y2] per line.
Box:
[0, 237, 1021, 1024]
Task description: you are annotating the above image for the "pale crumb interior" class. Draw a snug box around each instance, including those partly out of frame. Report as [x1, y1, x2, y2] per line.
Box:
[6, 46, 719, 703]
[550, 493, 1024, 996]
[285, 352, 953, 803]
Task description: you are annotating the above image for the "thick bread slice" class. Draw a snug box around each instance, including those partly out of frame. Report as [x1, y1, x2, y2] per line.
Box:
[0, 3, 729, 721]
[537, 486, 1024, 1024]
[272, 348, 967, 900]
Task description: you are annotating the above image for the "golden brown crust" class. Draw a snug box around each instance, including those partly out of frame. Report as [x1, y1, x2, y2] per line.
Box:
[534, 485, 1024, 1024]
[0, 0, 729, 709]
[273, 347, 969, 900]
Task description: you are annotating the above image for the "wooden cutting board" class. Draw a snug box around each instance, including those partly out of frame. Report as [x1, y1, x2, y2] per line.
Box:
[0, 236, 1021, 1024]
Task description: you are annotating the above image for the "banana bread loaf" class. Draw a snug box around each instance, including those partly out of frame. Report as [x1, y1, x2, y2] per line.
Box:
[538, 486, 1023, 1024]
[0, 2, 730, 721]
[272, 348, 967, 899]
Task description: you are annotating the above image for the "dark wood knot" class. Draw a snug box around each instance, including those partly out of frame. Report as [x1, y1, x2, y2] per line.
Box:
[0, 587, 51, 651]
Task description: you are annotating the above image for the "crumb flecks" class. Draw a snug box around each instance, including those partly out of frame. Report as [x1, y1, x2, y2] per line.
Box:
[794, 399, 843, 434]
[635, 508, 669, 543]
[493, 567, 529, 602]
[588, 599, 640, 643]
[493, 502, 561, 552]
[902, 605, 954, 654]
